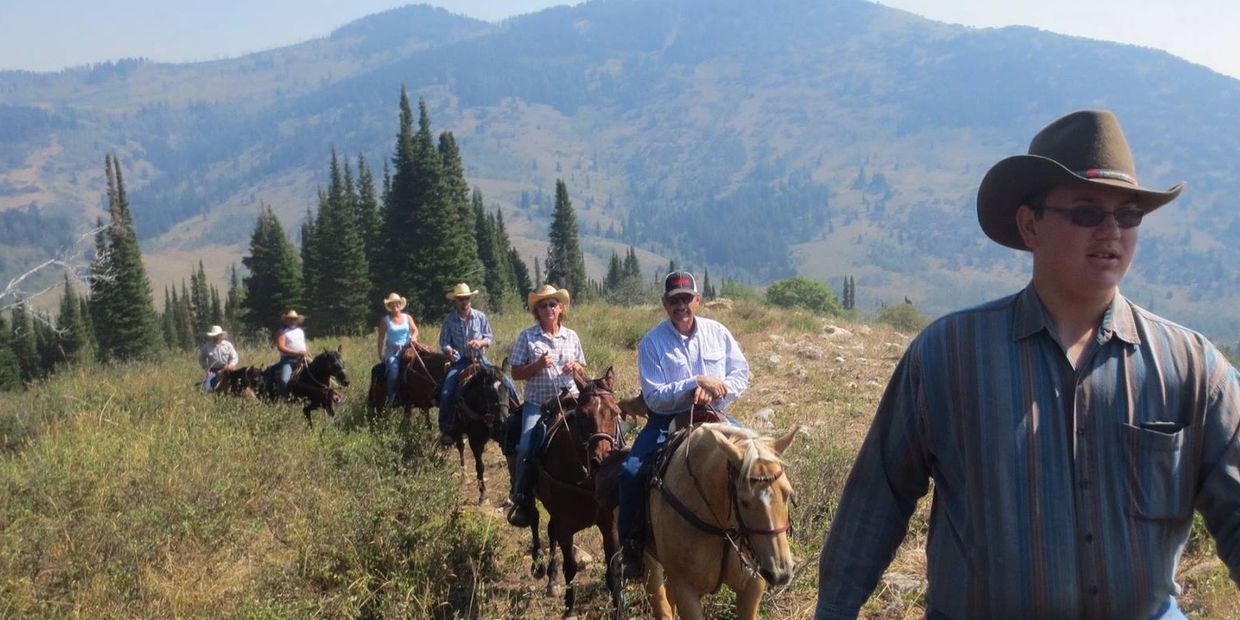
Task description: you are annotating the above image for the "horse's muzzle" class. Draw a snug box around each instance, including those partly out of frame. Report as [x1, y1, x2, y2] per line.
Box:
[759, 567, 791, 587]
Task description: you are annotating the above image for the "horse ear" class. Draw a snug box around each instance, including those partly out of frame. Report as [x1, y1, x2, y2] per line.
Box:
[771, 424, 804, 456]
[337, 344, 342, 354]
[573, 372, 588, 392]
[501, 356, 512, 374]
[603, 365, 615, 388]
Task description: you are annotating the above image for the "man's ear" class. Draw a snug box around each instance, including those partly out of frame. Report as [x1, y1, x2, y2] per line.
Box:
[1016, 205, 1040, 250]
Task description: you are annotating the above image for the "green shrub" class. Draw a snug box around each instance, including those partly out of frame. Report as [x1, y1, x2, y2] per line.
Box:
[766, 276, 843, 315]
[873, 303, 931, 332]
[719, 279, 760, 301]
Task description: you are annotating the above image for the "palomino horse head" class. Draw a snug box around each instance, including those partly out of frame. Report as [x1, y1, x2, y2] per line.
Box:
[565, 366, 624, 470]
[707, 424, 800, 587]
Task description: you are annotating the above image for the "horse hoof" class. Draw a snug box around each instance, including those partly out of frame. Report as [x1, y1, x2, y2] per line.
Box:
[547, 583, 561, 597]
[532, 563, 546, 579]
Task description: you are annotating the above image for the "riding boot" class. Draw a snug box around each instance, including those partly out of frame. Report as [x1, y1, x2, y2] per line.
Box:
[506, 422, 544, 528]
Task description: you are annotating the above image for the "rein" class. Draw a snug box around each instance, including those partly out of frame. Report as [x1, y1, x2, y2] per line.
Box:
[653, 429, 790, 591]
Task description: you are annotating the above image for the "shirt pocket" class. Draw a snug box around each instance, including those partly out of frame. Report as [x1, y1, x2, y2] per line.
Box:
[1122, 422, 1193, 521]
[701, 345, 727, 377]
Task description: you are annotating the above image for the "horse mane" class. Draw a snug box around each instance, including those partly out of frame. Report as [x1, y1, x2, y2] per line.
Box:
[697, 423, 786, 494]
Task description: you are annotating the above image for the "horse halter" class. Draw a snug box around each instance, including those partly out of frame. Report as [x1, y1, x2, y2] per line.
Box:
[556, 380, 624, 474]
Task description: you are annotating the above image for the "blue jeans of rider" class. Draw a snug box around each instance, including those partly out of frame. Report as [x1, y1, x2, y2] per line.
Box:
[619, 411, 739, 545]
[277, 356, 298, 395]
[510, 401, 545, 501]
[382, 344, 402, 404]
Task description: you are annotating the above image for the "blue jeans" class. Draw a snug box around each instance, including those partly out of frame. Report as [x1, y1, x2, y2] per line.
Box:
[438, 356, 518, 434]
[619, 411, 739, 542]
[202, 370, 219, 393]
[923, 595, 1184, 620]
[510, 401, 545, 501]
[382, 344, 402, 403]
[276, 357, 297, 394]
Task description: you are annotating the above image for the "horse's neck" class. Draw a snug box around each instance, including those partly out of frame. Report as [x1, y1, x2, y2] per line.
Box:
[672, 429, 736, 519]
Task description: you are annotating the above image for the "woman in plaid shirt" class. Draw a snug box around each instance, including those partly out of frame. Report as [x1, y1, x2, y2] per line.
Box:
[505, 284, 586, 528]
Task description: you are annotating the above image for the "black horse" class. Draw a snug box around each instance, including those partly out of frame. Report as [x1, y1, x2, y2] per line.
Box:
[449, 358, 518, 504]
[260, 347, 350, 424]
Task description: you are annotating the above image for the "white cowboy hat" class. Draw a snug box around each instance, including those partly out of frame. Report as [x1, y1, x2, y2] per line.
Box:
[281, 309, 306, 322]
[205, 325, 227, 337]
[528, 284, 570, 309]
[382, 292, 407, 310]
[445, 282, 481, 300]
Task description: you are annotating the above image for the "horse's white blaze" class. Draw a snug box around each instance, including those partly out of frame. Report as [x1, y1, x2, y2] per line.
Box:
[758, 487, 774, 510]
[493, 380, 502, 392]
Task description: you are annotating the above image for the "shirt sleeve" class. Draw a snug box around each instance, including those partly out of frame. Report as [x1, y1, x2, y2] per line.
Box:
[718, 326, 749, 408]
[1194, 363, 1240, 585]
[638, 332, 696, 414]
[575, 331, 587, 366]
[225, 342, 239, 366]
[510, 329, 532, 366]
[198, 345, 211, 370]
[815, 342, 932, 619]
[479, 313, 494, 344]
[438, 316, 451, 351]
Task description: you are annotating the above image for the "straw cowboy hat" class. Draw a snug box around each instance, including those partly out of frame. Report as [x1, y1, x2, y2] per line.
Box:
[281, 309, 306, 322]
[382, 292, 407, 310]
[205, 325, 227, 338]
[445, 282, 481, 300]
[977, 109, 1184, 250]
[528, 284, 570, 309]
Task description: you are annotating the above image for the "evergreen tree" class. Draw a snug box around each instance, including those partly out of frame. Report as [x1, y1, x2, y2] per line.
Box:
[474, 190, 517, 312]
[56, 274, 91, 365]
[380, 88, 430, 311]
[89, 154, 162, 361]
[242, 206, 303, 336]
[0, 313, 22, 391]
[161, 287, 177, 349]
[176, 281, 195, 350]
[34, 312, 61, 373]
[300, 202, 323, 322]
[224, 264, 245, 329]
[355, 155, 384, 315]
[622, 246, 641, 279]
[10, 304, 40, 382]
[78, 296, 96, 354]
[209, 285, 224, 326]
[303, 150, 371, 336]
[604, 251, 624, 292]
[533, 257, 542, 288]
[702, 268, 713, 300]
[190, 260, 211, 336]
[544, 180, 589, 300]
[493, 208, 525, 299]
[510, 248, 533, 302]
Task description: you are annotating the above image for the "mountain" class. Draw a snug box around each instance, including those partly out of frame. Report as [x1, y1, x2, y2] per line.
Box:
[2, 0, 1239, 341]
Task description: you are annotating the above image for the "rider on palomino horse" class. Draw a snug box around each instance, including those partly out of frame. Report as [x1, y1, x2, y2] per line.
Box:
[375, 292, 420, 406]
[505, 284, 587, 528]
[437, 282, 517, 446]
[619, 271, 750, 577]
[199, 325, 239, 392]
[272, 310, 309, 395]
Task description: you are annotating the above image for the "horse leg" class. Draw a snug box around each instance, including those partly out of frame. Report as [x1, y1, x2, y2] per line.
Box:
[455, 435, 465, 466]
[421, 407, 431, 431]
[303, 402, 315, 426]
[668, 578, 705, 620]
[557, 530, 579, 619]
[644, 558, 674, 620]
[599, 514, 622, 615]
[735, 575, 767, 620]
[529, 507, 545, 579]
[470, 433, 486, 504]
[546, 520, 561, 598]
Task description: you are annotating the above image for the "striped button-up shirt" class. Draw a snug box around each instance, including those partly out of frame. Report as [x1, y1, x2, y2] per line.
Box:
[638, 317, 749, 415]
[438, 309, 493, 359]
[816, 285, 1240, 619]
[510, 324, 586, 407]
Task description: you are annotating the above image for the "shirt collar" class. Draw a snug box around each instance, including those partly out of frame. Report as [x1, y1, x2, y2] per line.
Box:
[1011, 284, 1140, 345]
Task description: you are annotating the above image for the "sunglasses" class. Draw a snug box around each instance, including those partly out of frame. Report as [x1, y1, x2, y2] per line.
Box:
[665, 294, 696, 306]
[1041, 205, 1144, 229]
[536, 301, 560, 310]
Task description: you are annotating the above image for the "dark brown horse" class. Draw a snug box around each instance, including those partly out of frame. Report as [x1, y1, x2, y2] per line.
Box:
[259, 347, 350, 424]
[452, 359, 517, 504]
[212, 365, 262, 398]
[366, 344, 450, 430]
[530, 366, 627, 618]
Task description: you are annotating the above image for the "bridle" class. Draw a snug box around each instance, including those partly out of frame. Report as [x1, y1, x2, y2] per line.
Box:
[547, 380, 624, 479]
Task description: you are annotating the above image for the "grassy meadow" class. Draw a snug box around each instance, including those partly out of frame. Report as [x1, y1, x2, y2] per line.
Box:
[1, 301, 1237, 618]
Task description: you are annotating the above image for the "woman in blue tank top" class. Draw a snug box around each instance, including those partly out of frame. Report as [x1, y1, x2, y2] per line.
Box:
[376, 293, 419, 405]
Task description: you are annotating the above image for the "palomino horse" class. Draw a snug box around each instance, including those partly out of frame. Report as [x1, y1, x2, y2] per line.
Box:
[530, 367, 626, 619]
[366, 344, 450, 430]
[451, 359, 517, 504]
[260, 347, 351, 424]
[642, 423, 800, 620]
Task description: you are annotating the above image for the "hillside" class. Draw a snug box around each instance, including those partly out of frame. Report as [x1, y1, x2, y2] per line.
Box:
[2, 0, 1239, 339]
[1, 301, 1236, 617]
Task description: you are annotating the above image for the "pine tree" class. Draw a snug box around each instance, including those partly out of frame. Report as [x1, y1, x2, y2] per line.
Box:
[224, 264, 245, 329]
[177, 281, 195, 350]
[161, 287, 177, 349]
[604, 251, 623, 292]
[0, 313, 22, 391]
[78, 296, 96, 354]
[380, 88, 429, 312]
[494, 208, 526, 300]
[242, 206, 303, 336]
[622, 246, 641, 279]
[355, 155, 384, 315]
[209, 285, 223, 326]
[510, 248, 533, 302]
[56, 274, 91, 365]
[545, 179, 589, 299]
[300, 202, 323, 322]
[474, 190, 517, 312]
[34, 312, 61, 373]
[89, 154, 162, 361]
[533, 256, 542, 288]
[303, 150, 371, 336]
[10, 304, 40, 382]
[190, 260, 211, 337]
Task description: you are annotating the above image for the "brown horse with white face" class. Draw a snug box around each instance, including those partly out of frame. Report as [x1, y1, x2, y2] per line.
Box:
[642, 423, 800, 620]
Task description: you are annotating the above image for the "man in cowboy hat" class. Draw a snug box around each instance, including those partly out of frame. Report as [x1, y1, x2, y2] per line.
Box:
[816, 110, 1240, 619]
[273, 309, 309, 396]
[619, 270, 750, 576]
[199, 325, 238, 392]
[505, 284, 587, 527]
[436, 283, 516, 446]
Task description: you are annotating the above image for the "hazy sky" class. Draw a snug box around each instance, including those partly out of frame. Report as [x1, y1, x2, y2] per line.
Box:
[0, 0, 1235, 79]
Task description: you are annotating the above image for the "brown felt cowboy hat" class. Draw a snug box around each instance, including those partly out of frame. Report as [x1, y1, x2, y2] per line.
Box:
[445, 282, 481, 300]
[528, 284, 570, 310]
[977, 109, 1184, 250]
[382, 292, 407, 310]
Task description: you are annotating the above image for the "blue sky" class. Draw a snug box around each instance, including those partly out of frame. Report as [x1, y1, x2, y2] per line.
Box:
[1, 0, 1236, 79]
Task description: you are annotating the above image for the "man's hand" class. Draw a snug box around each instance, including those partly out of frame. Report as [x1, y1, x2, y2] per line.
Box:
[562, 360, 583, 376]
[695, 375, 728, 401]
[539, 352, 554, 369]
[443, 345, 456, 357]
[466, 339, 487, 350]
